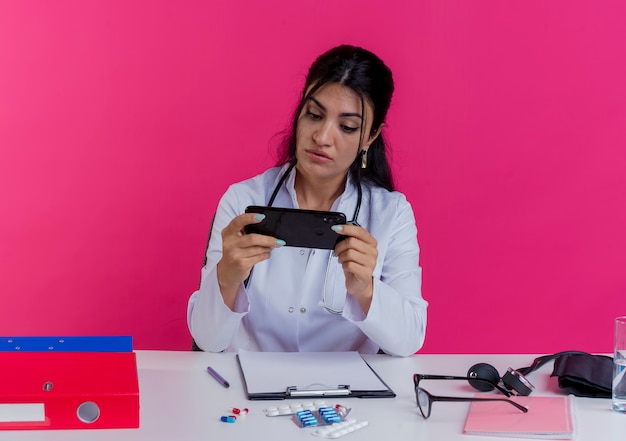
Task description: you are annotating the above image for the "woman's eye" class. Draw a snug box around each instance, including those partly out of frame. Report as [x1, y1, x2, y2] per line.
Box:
[341, 125, 359, 133]
[307, 111, 322, 120]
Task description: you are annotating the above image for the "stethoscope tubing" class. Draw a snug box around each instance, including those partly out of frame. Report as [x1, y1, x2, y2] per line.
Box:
[268, 161, 362, 225]
[263, 161, 363, 314]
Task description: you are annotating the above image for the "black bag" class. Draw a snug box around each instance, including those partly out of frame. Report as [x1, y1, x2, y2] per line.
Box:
[551, 353, 613, 398]
[517, 351, 613, 398]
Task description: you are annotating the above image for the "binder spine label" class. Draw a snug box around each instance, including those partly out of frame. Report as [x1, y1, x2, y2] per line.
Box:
[0, 404, 45, 423]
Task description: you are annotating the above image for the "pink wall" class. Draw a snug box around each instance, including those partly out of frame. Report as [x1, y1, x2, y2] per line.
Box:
[1, 1, 624, 353]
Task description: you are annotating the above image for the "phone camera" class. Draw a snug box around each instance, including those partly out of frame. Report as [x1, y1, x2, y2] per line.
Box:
[323, 216, 342, 224]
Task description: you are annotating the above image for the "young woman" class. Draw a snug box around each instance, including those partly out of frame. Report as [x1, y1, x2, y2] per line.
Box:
[187, 45, 427, 356]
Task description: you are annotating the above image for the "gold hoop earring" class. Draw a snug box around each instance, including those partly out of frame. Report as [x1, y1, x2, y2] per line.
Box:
[361, 150, 368, 169]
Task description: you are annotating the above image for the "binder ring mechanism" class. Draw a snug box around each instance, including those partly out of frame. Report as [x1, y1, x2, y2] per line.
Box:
[287, 384, 351, 397]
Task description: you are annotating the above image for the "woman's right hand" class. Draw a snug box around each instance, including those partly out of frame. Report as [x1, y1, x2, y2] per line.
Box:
[216, 213, 284, 309]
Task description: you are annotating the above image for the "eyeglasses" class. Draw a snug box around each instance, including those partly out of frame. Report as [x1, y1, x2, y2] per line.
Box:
[413, 373, 513, 397]
[413, 373, 528, 420]
[415, 387, 528, 419]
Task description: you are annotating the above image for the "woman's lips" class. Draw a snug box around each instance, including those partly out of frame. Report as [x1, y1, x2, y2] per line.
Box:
[306, 149, 331, 162]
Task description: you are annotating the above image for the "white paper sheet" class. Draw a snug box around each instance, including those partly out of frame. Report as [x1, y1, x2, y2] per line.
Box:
[237, 350, 390, 395]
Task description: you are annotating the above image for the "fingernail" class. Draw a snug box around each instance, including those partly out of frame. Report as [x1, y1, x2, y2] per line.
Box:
[254, 214, 266, 221]
[276, 239, 286, 246]
[331, 225, 342, 232]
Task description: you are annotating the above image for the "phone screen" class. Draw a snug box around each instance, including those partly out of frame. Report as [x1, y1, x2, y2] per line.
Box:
[244, 206, 347, 249]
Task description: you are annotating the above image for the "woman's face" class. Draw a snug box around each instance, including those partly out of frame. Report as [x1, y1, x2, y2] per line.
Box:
[295, 82, 379, 185]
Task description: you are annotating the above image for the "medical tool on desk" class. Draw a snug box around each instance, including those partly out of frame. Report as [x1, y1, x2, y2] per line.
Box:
[263, 401, 347, 418]
[248, 161, 364, 315]
[414, 365, 534, 397]
[418, 350, 613, 399]
[263, 401, 368, 438]
[265, 162, 363, 228]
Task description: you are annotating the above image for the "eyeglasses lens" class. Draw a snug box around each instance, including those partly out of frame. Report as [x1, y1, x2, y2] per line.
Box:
[416, 388, 431, 419]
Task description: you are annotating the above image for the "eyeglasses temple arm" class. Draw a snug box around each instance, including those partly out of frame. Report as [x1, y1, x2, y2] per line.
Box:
[416, 375, 469, 381]
[413, 374, 513, 397]
[491, 383, 513, 397]
[431, 396, 528, 413]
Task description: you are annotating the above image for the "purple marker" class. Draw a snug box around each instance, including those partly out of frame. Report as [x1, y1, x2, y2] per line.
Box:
[206, 366, 230, 388]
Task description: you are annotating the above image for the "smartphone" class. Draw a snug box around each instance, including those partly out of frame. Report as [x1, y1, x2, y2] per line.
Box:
[244, 206, 347, 249]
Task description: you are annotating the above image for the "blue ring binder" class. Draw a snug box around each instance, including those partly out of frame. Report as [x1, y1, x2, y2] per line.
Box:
[0, 336, 133, 352]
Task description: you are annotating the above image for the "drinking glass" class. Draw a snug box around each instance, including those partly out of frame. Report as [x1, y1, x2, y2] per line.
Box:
[613, 316, 626, 413]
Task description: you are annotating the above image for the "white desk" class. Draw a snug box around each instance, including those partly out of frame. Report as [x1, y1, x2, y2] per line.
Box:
[2, 351, 624, 440]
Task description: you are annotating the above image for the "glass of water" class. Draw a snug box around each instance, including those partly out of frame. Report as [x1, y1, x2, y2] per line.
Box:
[613, 316, 626, 413]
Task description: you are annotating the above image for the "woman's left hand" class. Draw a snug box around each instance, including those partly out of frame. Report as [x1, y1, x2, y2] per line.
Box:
[333, 224, 378, 314]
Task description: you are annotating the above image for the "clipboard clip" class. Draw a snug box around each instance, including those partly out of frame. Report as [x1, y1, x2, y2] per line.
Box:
[286, 384, 351, 397]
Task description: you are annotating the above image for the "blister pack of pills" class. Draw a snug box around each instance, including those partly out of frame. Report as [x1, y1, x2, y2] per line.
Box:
[263, 401, 336, 417]
[312, 419, 369, 438]
[291, 405, 352, 428]
[263, 401, 366, 437]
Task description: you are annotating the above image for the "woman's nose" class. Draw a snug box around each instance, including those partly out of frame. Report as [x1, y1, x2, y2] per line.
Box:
[313, 122, 333, 146]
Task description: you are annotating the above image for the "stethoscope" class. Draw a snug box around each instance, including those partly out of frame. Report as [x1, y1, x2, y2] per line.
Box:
[267, 161, 362, 226]
[266, 161, 363, 314]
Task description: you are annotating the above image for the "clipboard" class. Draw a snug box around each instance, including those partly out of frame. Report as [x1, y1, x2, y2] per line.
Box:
[237, 350, 395, 400]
